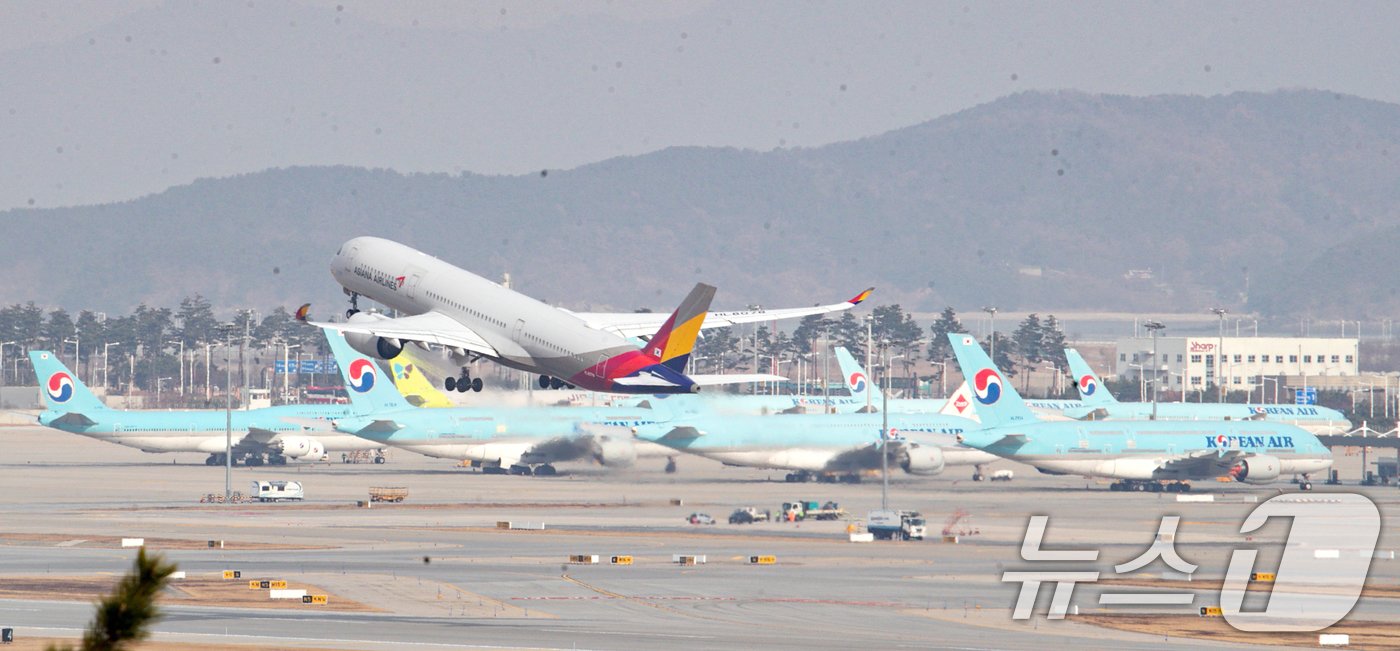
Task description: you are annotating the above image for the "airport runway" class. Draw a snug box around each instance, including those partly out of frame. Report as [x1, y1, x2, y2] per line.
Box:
[0, 424, 1395, 650]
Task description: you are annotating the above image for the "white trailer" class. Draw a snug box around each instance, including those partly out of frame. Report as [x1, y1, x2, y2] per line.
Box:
[251, 480, 304, 502]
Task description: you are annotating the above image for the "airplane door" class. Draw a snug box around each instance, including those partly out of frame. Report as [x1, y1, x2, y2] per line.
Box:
[512, 319, 526, 345]
[403, 267, 424, 298]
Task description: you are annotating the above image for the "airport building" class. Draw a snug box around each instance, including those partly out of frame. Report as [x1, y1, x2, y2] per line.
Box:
[1113, 336, 1359, 395]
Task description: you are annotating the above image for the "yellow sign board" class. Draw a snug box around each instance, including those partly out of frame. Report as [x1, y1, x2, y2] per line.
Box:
[750, 555, 777, 565]
[247, 580, 261, 590]
[222, 570, 240, 580]
[270, 580, 288, 589]
[1250, 572, 1276, 583]
[1200, 606, 1223, 617]
[610, 555, 633, 565]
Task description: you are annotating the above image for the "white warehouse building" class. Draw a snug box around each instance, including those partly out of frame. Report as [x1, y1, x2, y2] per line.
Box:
[1113, 336, 1359, 394]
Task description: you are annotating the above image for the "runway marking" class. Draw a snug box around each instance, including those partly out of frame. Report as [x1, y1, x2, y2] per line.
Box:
[18, 626, 590, 650]
[537, 628, 713, 639]
[513, 594, 905, 608]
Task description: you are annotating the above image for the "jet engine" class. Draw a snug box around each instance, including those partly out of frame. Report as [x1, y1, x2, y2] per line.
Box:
[591, 435, 637, 468]
[1229, 455, 1281, 484]
[343, 312, 404, 360]
[276, 436, 326, 460]
[899, 444, 946, 476]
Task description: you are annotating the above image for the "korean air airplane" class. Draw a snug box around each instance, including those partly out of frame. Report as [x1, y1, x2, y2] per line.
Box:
[632, 403, 995, 483]
[947, 335, 1333, 491]
[1063, 348, 1352, 435]
[30, 351, 382, 466]
[323, 330, 677, 475]
[302, 236, 872, 395]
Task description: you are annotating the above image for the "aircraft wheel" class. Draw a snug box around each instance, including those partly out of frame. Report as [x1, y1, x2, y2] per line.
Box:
[374, 455, 386, 464]
[445, 376, 457, 391]
[509, 464, 533, 476]
[472, 378, 483, 392]
[535, 464, 557, 477]
[665, 457, 678, 474]
[550, 378, 564, 390]
[538, 375, 551, 389]
[205, 455, 217, 466]
[482, 466, 507, 475]
[1301, 482, 1313, 491]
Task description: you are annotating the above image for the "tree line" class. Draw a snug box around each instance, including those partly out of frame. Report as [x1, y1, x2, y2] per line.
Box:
[2, 297, 1071, 399]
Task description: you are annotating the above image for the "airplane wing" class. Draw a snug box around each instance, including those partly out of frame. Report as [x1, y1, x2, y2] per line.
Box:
[574, 288, 874, 339]
[1158, 449, 1246, 477]
[304, 311, 497, 358]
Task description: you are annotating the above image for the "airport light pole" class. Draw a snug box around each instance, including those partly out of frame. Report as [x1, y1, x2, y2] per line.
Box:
[220, 324, 236, 503]
[864, 316, 874, 412]
[1210, 308, 1227, 401]
[102, 342, 119, 390]
[167, 339, 185, 396]
[879, 340, 890, 512]
[282, 342, 300, 404]
[64, 337, 80, 375]
[0, 341, 15, 391]
[982, 307, 998, 363]
[1144, 321, 1166, 420]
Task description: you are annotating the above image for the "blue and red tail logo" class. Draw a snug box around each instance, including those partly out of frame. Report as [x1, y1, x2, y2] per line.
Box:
[347, 358, 377, 393]
[47, 372, 75, 403]
[972, 368, 1002, 405]
[1078, 374, 1097, 396]
[848, 372, 867, 393]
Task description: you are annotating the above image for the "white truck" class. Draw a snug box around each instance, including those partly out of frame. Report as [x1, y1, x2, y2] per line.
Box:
[867, 509, 926, 540]
[251, 480, 304, 502]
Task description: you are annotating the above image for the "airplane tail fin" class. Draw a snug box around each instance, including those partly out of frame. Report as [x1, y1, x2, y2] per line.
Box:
[388, 346, 457, 408]
[29, 351, 108, 413]
[832, 346, 881, 405]
[946, 334, 1038, 428]
[938, 382, 981, 422]
[1065, 348, 1117, 406]
[322, 330, 412, 414]
[646, 283, 716, 373]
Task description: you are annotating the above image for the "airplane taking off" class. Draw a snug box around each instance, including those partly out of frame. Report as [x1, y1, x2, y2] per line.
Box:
[29, 351, 383, 465]
[947, 335, 1332, 491]
[323, 330, 677, 475]
[1063, 348, 1352, 435]
[302, 236, 871, 395]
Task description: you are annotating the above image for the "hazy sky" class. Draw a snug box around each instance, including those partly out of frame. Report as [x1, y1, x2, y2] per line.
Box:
[4, 0, 1400, 209]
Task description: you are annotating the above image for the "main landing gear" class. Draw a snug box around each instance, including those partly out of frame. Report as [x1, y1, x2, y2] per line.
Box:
[1109, 480, 1192, 493]
[345, 291, 361, 319]
[1294, 474, 1315, 491]
[445, 372, 483, 393]
[537, 375, 574, 390]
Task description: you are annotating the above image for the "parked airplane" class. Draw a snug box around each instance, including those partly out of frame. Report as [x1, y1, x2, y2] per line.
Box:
[632, 403, 996, 483]
[322, 330, 678, 475]
[947, 335, 1332, 491]
[1063, 348, 1352, 435]
[29, 351, 383, 466]
[302, 236, 870, 395]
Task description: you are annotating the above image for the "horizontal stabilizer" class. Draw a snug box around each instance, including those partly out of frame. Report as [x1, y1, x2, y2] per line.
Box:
[657, 426, 704, 441]
[360, 419, 405, 434]
[991, 434, 1030, 447]
[50, 412, 98, 428]
[688, 374, 786, 386]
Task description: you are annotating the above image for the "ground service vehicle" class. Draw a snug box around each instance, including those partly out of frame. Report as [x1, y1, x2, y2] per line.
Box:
[687, 512, 716, 525]
[867, 510, 926, 540]
[781, 500, 844, 521]
[251, 480, 304, 502]
[728, 507, 771, 524]
[369, 486, 408, 503]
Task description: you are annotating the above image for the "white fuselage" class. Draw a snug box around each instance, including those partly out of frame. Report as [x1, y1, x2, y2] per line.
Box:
[331, 236, 635, 381]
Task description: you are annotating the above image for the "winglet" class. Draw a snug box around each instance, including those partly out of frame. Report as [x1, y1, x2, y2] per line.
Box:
[848, 287, 875, 306]
[647, 283, 716, 373]
[295, 303, 312, 322]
